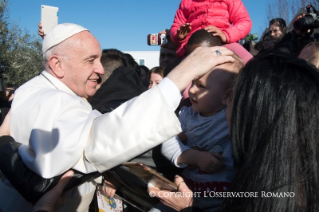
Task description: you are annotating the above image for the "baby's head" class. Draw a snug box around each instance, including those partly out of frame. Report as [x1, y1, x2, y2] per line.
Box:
[189, 53, 243, 117]
[186, 29, 244, 116]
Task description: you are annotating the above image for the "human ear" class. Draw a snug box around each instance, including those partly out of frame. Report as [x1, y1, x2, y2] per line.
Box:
[223, 88, 232, 106]
[48, 55, 65, 78]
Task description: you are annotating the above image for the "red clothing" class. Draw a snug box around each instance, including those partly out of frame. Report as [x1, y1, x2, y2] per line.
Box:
[170, 0, 252, 58]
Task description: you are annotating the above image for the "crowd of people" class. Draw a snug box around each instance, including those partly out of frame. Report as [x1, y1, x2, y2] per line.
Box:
[0, 0, 318, 212]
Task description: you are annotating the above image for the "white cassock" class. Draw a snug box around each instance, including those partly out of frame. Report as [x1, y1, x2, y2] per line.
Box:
[0, 70, 181, 212]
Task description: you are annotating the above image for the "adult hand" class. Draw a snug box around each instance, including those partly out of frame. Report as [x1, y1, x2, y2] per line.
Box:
[177, 23, 192, 41]
[0, 110, 10, 136]
[167, 46, 235, 92]
[148, 176, 194, 211]
[32, 170, 74, 212]
[196, 151, 225, 173]
[38, 22, 45, 39]
[205, 25, 227, 43]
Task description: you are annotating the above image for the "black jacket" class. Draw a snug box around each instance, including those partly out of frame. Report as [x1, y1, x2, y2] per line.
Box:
[271, 30, 314, 56]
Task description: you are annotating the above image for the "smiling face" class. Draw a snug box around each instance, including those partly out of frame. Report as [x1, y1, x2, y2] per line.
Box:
[59, 31, 104, 98]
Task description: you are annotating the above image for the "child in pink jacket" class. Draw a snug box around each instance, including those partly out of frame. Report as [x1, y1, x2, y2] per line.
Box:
[170, 0, 252, 58]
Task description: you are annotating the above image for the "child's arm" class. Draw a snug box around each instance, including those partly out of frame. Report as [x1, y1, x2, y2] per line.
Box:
[161, 135, 191, 168]
[177, 149, 225, 173]
[177, 132, 187, 145]
[221, 0, 252, 43]
[170, 0, 191, 44]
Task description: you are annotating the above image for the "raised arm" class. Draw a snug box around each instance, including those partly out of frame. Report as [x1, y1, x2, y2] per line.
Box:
[170, 0, 189, 44]
[85, 47, 234, 173]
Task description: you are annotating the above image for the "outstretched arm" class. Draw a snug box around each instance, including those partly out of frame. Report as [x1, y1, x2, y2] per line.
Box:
[86, 47, 235, 173]
[170, 0, 189, 44]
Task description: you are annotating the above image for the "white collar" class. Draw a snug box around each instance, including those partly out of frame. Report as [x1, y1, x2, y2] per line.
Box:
[40, 70, 78, 97]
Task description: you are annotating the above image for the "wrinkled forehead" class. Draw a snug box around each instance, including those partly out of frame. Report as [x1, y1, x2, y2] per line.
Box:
[64, 31, 101, 54]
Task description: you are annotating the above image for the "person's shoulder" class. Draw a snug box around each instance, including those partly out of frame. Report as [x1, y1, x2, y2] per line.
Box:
[40, 89, 90, 108]
[16, 84, 89, 110]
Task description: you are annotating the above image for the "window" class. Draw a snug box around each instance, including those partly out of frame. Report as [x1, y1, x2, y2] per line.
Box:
[139, 58, 145, 66]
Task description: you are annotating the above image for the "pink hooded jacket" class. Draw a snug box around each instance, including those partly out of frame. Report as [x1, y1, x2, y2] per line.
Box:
[170, 0, 252, 58]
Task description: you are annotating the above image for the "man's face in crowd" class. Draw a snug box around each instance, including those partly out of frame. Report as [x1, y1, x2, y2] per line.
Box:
[269, 21, 286, 44]
[61, 31, 104, 99]
[159, 47, 181, 68]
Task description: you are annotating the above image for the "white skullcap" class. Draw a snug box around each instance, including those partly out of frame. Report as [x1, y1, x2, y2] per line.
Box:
[42, 23, 88, 53]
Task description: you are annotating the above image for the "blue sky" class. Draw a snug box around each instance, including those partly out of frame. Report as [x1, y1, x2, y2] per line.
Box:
[8, 0, 267, 51]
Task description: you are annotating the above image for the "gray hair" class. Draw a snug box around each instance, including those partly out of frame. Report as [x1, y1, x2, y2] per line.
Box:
[42, 39, 69, 71]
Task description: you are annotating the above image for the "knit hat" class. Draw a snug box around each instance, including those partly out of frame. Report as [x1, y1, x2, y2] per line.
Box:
[42, 23, 88, 53]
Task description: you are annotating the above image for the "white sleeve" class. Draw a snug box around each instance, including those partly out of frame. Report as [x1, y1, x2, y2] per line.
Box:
[14, 77, 182, 177]
[85, 83, 182, 172]
[157, 77, 182, 111]
[161, 135, 190, 168]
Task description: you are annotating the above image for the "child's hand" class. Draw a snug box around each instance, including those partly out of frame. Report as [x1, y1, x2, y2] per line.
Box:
[205, 25, 227, 43]
[196, 151, 225, 173]
[177, 23, 192, 41]
[101, 172, 122, 198]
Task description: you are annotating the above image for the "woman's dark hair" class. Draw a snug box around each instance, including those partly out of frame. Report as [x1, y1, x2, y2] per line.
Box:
[124, 53, 141, 77]
[222, 54, 319, 211]
[139, 65, 149, 75]
[148, 66, 166, 81]
[263, 32, 271, 40]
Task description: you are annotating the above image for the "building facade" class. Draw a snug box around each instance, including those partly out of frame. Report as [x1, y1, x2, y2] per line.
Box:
[124, 51, 159, 69]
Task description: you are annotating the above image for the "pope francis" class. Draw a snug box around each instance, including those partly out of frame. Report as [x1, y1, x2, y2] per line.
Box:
[0, 23, 235, 211]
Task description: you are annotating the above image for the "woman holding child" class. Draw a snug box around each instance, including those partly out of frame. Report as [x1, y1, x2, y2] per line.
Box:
[149, 54, 319, 212]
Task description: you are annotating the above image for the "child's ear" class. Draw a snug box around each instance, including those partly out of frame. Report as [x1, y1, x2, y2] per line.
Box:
[222, 88, 232, 106]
